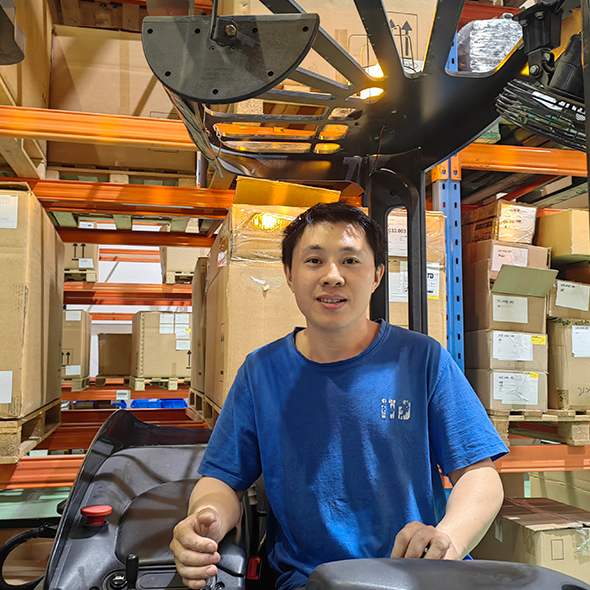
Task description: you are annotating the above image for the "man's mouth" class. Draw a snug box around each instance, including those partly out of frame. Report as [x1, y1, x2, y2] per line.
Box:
[318, 297, 346, 304]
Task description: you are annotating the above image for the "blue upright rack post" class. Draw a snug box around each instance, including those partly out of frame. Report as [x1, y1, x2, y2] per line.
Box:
[431, 37, 465, 371]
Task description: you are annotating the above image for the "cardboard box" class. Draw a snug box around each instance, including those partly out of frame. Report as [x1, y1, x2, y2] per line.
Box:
[205, 204, 308, 408]
[464, 330, 548, 372]
[548, 319, 590, 410]
[465, 369, 548, 411]
[530, 471, 590, 513]
[463, 261, 557, 333]
[220, 0, 436, 77]
[388, 258, 447, 348]
[536, 209, 590, 263]
[386, 211, 447, 346]
[191, 258, 208, 393]
[98, 333, 132, 377]
[48, 25, 196, 173]
[63, 242, 99, 271]
[131, 312, 192, 379]
[472, 497, 590, 584]
[0, 186, 64, 418]
[61, 310, 92, 380]
[465, 240, 550, 281]
[548, 280, 590, 321]
[387, 210, 446, 264]
[462, 200, 537, 245]
[161, 246, 209, 279]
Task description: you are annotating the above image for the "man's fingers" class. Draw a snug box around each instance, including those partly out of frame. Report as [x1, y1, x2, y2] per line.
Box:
[422, 535, 451, 560]
[176, 563, 218, 582]
[404, 525, 437, 558]
[392, 522, 452, 559]
[194, 509, 221, 546]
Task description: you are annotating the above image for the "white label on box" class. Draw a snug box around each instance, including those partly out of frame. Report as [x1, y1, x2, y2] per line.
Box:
[116, 389, 131, 401]
[78, 258, 94, 269]
[175, 326, 190, 339]
[491, 245, 528, 273]
[0, 371, 12, 404]
[159, 313, 175, 325]
[79, 221, 94, 229]
[556, 281, 590, 312]
[65, 310, 82, 322]
[389, 262, 440, 302]
[388, 271, 408, 303]
[492, 295, 528, 324]
[493, 332, 533, 361]
[159, 324, 174, 335]
[426, 263, 440, 300]
[387, 216, 408, 257]
[0, 195, 18, 229]
[176, 340, 191, 351]
[65, 365, 81, 376]
[572, 326, 590, 358]
[493, 372, 538, 405]
[175, 313, 190, 325]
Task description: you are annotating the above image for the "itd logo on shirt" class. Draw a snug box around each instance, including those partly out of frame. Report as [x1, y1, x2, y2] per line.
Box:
[381, 399, 411, 420]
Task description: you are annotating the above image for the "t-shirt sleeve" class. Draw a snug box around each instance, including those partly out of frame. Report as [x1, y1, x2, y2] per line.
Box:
[197, 364, 262, 490]
[428, 349, 509, 476]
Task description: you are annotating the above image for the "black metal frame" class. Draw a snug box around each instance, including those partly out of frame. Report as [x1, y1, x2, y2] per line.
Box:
[142, 0, 528, 333]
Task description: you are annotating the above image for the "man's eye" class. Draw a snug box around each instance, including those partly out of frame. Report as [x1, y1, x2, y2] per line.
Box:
[344, 258, 359, 264]
[306, 258, 321, 264]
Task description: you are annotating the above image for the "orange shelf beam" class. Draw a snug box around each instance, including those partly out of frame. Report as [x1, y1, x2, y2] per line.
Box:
[22, 178, 233, 219]
[63, 282, 192, 305]
[0, 106, 195, 149]
[89, 313, 136, 321]
[459, 144, 588, 177]
[57, 227, 215, 248]
[61, 384, 191, 401]
[495, 443, 590, 473]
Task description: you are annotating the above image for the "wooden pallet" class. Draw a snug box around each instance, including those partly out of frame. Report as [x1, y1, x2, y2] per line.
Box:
[164, 271, 194, 285]
[0, 399, 61, 464]
[61, 376, 90, 393]
[189, 389, 220, 429]
[129, 375, 190, 392]
[64, 269, 97, 283]
[488, 409, 590, 446]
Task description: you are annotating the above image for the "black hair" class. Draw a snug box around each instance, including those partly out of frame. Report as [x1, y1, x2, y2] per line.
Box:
[281, 201, 386, 270]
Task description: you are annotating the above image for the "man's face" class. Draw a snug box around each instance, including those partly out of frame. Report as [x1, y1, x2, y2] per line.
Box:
[284, 221, 384, 334]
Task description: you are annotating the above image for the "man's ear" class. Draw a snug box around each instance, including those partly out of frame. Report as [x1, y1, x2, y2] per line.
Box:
[372, 264, 385, 293]
[284, 264, 294, 293]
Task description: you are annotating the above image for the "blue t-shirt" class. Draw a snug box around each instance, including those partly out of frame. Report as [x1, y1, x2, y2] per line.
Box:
[198, 321, 508, 590]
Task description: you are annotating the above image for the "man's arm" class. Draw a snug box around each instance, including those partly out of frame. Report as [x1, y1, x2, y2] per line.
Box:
[391, 458, 504, 560]
[170, 476, 244, 589]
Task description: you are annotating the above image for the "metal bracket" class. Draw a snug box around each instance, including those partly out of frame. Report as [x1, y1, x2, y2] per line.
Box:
[142, 13, 319, 104]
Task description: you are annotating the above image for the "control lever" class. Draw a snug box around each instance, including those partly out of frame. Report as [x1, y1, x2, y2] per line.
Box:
[126, 554, 139, 590]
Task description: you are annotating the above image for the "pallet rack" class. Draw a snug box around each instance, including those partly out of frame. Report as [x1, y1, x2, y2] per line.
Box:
[0, 0, 588, 487]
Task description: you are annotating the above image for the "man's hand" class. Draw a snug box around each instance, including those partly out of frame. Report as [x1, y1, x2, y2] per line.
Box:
[170, 508, 224, 589]
[391, 521, 459, 560]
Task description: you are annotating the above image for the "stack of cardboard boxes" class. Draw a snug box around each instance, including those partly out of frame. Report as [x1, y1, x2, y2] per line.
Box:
[130, 311, 193, 388]
[536, 210, 590, 411]
[63, 240, 99, 283]
[462, 200, 557, 412]
[97, 334, 133, 381]
[387, 211, 447, 347]
[61, 310, 92, 388]
[189, 178, 338, 415]
[0, 185, 64, 461]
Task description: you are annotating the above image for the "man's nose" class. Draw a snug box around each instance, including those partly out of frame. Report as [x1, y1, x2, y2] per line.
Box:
[322, 262, 344, 286]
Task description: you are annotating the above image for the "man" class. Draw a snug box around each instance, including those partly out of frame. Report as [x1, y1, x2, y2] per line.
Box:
[171, 202, 507, 590]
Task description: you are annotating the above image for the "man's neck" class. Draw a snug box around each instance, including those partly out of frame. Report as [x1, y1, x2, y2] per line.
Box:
[295, 320, 381, 364]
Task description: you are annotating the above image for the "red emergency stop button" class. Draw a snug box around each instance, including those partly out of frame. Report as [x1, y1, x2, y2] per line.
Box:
[81, 504, 113, 526]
